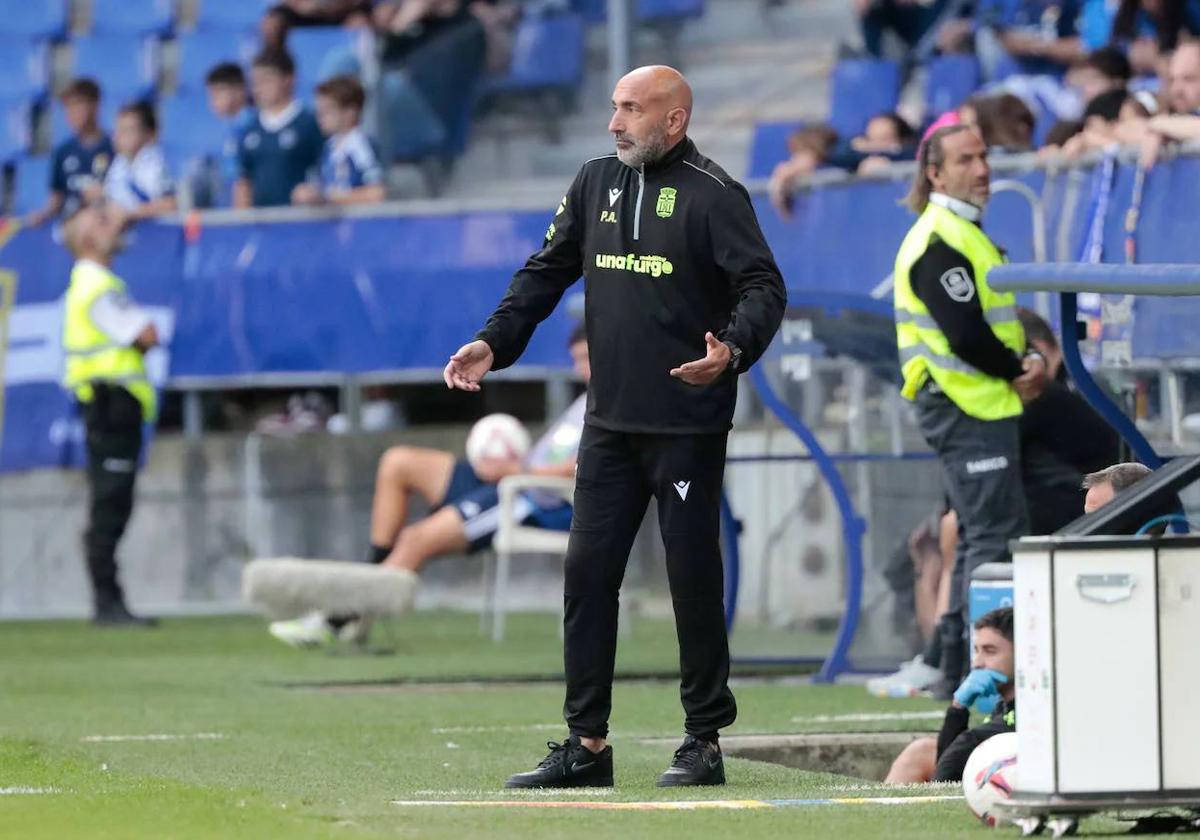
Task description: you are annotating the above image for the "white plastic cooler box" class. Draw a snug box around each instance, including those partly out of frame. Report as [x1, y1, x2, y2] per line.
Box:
[1013, 535, 1200, 799]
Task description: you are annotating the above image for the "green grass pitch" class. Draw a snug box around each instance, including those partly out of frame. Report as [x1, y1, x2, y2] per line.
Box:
[0, 612, 1154, 838]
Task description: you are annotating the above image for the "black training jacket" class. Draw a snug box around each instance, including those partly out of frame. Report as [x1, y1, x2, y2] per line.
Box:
[476, 137, 786, 434]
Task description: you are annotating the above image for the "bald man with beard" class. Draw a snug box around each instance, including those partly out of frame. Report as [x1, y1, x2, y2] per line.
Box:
[445, 66, 786, 789]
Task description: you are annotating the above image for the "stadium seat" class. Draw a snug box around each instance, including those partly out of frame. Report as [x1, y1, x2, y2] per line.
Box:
[747, 120, 805, 180]
[10, 154, 49, 215]
[289, 27, 365, 97]
[571, 0, 704, 23]
[0, 37, 49, 99]
[160, 91, 227, 158]
[71, 33, 158, 101]
[0, 97, 31, 160]
[194, 0, 272, 30]
[176, 29, 255, 92]
[89, 0, 174, 35]
[485, 13, 585, 94]
[827, 57, 901, 141]
[924, 54, 981, 119]
[0, 0, 68, 38]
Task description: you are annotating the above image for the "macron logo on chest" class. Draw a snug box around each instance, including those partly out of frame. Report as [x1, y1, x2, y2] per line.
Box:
[673, 481, 691, 501]
[608, 188, 622, 206]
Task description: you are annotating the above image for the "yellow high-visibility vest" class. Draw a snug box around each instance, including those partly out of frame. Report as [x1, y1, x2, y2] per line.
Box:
[894, 202, 1025, 421]
[62, 260, 157, 421]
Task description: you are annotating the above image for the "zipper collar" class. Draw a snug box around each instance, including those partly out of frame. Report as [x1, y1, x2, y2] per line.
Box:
[929, 192, 983, 223]
[624, 135, 692, 175]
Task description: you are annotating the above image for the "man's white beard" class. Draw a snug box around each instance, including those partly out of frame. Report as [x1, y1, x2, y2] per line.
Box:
[616, 130, 668, 168]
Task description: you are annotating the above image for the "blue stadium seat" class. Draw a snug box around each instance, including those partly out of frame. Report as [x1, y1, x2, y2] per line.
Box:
[194, 0, 272, 30]
[571, 0, 704, 23]
[11, 154, 50, 215]
[176, 29, 254, 92]
[90, 0, 174, 35]
[748, 120, 805, 181]
[0, 0, 68, 38]
[0, 37, 49, 99]
[924, 54, 981, 119]
[160, 91, 227, 158]
[71, 33, 157, 101]
[827, 58, 900, 141]
[289, 27, 363, 97]
[0, 97, 31, 160]
[486, 13, 585, 93]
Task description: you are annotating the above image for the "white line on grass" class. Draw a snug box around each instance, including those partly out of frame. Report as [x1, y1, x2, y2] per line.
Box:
[789, 711, 945, 724]
[0, 787, 62, 795]
[80, 733, 227, 743]
[430, 723, 563, 735]
[391, 795, 964, 810]
[413, 789, 614, 797]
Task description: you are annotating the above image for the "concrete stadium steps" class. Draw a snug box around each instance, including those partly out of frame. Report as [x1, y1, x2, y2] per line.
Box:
[441, 0, 850, 198]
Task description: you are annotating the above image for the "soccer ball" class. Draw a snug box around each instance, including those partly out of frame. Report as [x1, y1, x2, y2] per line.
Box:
[962, 732, 1019, 827]
[466, 413, 531, 470]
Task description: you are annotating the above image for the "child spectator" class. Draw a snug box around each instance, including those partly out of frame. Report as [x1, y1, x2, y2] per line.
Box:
[205, 63, 257, 185]
[1066, 46, 1133, 105]
[292, 75, 386, 206]
[827, 112, 918, 174]
[767, 124, 839, 219]
[234, 50, 324, 208]
[25, 78, 113, 225]
[91, 101, 176, 220]
[962, 92, 1038, 150]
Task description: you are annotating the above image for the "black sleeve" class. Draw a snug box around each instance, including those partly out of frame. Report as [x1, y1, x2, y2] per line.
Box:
[910, 238, 1025, 382]
[933, 715, 1015, 782]
[708, 183, 787, 371]
[935, 704, 971, 760]
[475, 172, 585, 370]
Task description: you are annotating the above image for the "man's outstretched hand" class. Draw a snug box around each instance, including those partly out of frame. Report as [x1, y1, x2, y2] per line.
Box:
[443, 340, 494, 391]
[669, 332, 731, 386]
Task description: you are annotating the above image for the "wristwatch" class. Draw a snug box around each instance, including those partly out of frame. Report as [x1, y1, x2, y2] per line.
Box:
[722, 340, 743, 372]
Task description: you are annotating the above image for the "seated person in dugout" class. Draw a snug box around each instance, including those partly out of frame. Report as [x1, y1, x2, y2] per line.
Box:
[884, 607, 1015, 784]
[269, 323, 589, 647]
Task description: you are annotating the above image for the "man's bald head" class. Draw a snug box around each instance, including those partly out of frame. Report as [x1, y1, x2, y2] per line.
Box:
[608, 65, 693, 167]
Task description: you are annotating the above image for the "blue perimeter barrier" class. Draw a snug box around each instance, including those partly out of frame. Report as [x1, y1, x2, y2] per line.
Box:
[2, 156, 1199, 476]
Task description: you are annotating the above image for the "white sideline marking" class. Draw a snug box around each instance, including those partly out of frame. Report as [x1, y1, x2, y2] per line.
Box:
[789, 711, 944, 724]
[81, 732, 227, 743]
[391, 795, 964, 810]
[0, 787, 61, 795]
[430, 723, 563, 735]
[413, 788, 614, 797]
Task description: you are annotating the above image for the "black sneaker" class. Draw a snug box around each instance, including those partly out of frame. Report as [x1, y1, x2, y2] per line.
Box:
[92, 599, 158, 628]
[505, 736, 614, 789]
[657, 735, 725, 787]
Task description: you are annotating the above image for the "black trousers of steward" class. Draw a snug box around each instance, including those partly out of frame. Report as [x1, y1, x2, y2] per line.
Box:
[563, 424, 737, 740]
[82, 384, 143, 607]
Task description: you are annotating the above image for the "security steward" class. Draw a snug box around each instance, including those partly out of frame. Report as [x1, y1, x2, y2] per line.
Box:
[893, 125, 1047, 694]
[63, 204, 159, 627]
[444, 65, 785, 789]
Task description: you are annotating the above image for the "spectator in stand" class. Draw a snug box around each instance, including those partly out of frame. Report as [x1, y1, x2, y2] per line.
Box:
[234, 50, 324, 208]
[1137, 42, 1200, 163]
[767, 124, 839, 218]
[86, 102, 176, 221]
[206, 63, 257, 186]
[1051, 87, 1153, 155]
[962, 92, 1038, 150]
[1066, 45, 1133, 103]
[374, 0, 487, 159]
[1109, 0, 1200, 75]
[976, 0, 1086, 82]
[292, 76, 386, 206]
[261, 0, 374, 50]
[855, 0, 960, 65]
[26, 78, 113, 226]
[828, 112, 919, 174]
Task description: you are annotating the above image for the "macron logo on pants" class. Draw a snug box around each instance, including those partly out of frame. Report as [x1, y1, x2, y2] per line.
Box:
[673, 481, 691, 500]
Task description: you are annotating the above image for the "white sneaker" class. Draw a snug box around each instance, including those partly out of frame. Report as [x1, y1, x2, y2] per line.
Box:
[865, 656, 943, 698]
[268, 611, 334, 648]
